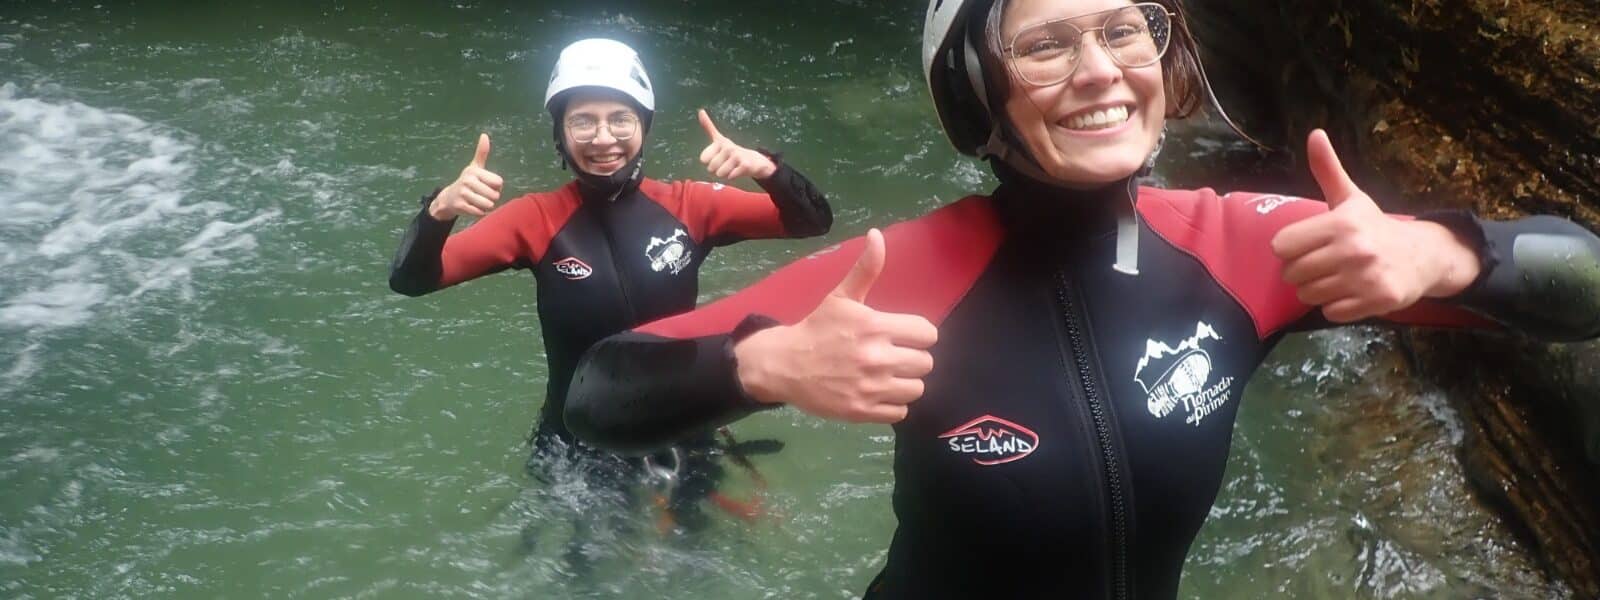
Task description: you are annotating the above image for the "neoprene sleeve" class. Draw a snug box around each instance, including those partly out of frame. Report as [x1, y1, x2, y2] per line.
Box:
[749, 152, 832, 241]
[1421, 211, 1600, 341]
[564, 315, 779, 455]
[388, 187, 452, 297]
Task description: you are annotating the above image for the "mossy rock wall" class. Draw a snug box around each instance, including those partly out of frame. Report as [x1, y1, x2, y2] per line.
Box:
[1185, 0, 1600, 594]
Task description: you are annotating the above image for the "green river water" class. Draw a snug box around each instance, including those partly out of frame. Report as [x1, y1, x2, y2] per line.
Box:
[0, 2, 1571, 598]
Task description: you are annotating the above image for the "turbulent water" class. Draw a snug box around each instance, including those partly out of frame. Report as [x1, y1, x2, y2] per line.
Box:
[0, 2, 1566, 598]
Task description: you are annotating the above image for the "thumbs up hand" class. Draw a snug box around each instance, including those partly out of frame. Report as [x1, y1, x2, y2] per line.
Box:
[733, 229, 939, 424]
[429, 133, 505, 221]
[698, 109, 778, 181]
[1270, 130, 1480, 323]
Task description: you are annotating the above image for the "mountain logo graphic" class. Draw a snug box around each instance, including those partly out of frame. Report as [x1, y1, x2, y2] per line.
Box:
[645, 228, 692, 275]
[1134, 321, 1233, 424]
[939, 415, 1040, 466]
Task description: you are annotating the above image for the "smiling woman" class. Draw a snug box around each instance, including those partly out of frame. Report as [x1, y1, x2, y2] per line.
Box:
[0, 1, 1589, 597]
[561, 0, 1600, 597]
[385, 37, 832, 535]
[992, 0, 1172, 185]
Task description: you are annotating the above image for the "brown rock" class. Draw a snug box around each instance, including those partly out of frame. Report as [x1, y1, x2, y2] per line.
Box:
[1185, 0, 1600, 594]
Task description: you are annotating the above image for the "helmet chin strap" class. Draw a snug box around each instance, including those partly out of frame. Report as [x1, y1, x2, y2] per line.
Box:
[1114, 130, 1164, 276]
[564, 141, 647, 204]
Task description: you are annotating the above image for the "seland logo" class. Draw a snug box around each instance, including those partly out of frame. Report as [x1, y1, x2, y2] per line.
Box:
[1134, 321, 1235, 427]
[645, 228, 692, 275]
[939, 415, 1040, 466]
[553, 256, 593, 280]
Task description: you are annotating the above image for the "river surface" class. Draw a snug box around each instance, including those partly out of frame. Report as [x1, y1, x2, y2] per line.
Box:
[0, 2, 1567, 598]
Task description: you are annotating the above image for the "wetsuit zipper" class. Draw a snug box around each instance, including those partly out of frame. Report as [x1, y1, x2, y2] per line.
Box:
[595, 204, 639, 325]
[1055, 268, 1129, 600]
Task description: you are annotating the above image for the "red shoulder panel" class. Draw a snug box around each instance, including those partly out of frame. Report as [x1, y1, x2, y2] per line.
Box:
[1138, 187, 1324, 339]
[637, 195, 1005, 339]
[1138, 187, 1492, 338]
[641, 178, 786, 244]
[437, 183, 583, 286]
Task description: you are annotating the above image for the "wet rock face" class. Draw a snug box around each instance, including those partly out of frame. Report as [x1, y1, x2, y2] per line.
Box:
[1187, 0, 1599, 219]
[1184, 0, 1600, 594]
[1402, 332, 1600, 597]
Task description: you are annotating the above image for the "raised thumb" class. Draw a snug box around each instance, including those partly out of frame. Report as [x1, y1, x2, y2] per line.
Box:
[1306, 129, 1361, 209]
[831, 228, 886, 303]
[471, 133, 491, 168]
[697, 109, 724, 142]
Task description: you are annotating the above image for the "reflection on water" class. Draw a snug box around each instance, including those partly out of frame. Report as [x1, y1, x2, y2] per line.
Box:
[0, 2, 1565, 598]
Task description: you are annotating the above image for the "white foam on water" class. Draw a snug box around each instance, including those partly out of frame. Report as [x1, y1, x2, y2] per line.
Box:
[1, 341, 41, 386]
[0, 532, 41, 567]
[0, 81, 273, 366]
[0, 282, 108, 329]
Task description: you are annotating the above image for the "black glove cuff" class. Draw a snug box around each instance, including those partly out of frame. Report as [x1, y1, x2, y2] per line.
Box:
[725, 314, 784, 411]
[1415, 209, 1497, 302]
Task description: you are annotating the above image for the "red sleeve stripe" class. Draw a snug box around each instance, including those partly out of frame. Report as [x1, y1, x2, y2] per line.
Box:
[637, 196, 1005, 339]
[639, 179, 701, 243]
[1139, 187, 1493, 338]
[641, 179, 786, 245]
[436, 184, 583, 286]
[525, 183, 585, 264]
[1137, 187, 1324, 340]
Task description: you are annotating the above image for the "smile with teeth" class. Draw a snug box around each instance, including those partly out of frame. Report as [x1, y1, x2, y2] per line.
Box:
[1063, 105, 1132, 131]
[589, 152, 625, 165]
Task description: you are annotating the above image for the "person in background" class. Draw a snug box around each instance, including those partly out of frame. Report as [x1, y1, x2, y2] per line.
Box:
[389, 38, 831, 531]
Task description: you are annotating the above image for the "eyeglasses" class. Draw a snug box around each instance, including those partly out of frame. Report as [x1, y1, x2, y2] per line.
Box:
[565, 112, 640, 144]
[1004, 2, 1174, 87]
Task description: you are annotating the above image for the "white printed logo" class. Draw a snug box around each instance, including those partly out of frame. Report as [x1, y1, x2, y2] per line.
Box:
[1246, 194, 1302, 215]
[645, 228, 692, 275]
[939, 415, 1040, 466]
[552, 256, 593, 280]
[1134, 321, 1235, 427]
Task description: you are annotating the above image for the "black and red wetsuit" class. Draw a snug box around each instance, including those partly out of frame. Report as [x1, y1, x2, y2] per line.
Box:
[389, 157, 831, 447]
[563, 169, 1600, 598]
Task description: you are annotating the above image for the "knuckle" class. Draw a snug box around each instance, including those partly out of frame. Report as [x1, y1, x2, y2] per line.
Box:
[855, 347, 885, 369]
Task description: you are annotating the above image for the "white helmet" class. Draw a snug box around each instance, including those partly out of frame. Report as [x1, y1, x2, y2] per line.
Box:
[924, 0, 1000, 157]
[544, 38, 656, 116]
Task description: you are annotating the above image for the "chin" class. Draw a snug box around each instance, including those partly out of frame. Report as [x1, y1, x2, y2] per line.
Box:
[580, 162, 623, 176]
[1033, 135, 1156, 187]
[1045, 157, 1145, 187]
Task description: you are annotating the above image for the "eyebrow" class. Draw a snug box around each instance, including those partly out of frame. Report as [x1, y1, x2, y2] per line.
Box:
[567, 110, 634, 121]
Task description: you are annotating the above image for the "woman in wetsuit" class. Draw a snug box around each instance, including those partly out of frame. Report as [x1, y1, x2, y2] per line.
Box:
[561, 3, 1600, 598]
[388, 38, 831, 520]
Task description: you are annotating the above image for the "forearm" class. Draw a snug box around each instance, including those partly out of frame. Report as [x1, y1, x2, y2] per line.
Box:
[754, 151, 832, 238]
[1421, 211, 1600, 341]
[565, 317, 779, 455]
[388, 187, 454, 297]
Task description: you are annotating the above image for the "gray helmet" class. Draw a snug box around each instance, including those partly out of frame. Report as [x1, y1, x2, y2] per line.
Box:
[923, 0, 1001, 158]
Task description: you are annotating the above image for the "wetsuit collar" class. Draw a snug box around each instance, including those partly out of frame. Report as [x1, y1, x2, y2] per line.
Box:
[572, 152, 646, 203]
[990, 159, 1134, 246]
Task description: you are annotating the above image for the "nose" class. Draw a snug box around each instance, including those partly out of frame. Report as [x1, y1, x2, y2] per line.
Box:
[1070, 33, 1123, 90]
[592, 125, 617, 145]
